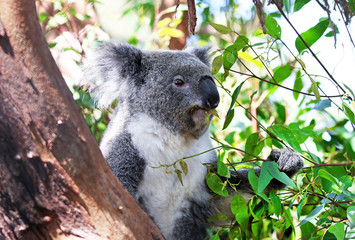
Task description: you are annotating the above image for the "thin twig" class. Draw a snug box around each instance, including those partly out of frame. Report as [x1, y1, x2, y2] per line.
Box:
[303, 162, 354, 169]
[226, 68, 343, 98]
[271, 0, 349, 97]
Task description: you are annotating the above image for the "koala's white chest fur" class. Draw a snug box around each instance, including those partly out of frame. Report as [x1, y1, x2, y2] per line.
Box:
[128, 113, 214, 238]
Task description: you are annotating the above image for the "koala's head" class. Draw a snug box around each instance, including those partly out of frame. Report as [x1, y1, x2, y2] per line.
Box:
[83, 42, 219, 138]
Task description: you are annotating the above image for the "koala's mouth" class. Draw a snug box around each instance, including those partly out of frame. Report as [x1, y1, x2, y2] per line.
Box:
[191, 105, 218, 125]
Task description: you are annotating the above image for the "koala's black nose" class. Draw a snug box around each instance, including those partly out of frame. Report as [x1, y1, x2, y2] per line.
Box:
[199, 77, 220, 109]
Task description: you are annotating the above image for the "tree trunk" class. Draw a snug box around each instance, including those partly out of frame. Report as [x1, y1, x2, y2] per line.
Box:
[159, 0, 189, 50]
[0, 0, 164, 239]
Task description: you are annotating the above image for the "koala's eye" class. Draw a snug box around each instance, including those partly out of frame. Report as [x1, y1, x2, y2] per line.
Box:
[173, 76, 185, 87]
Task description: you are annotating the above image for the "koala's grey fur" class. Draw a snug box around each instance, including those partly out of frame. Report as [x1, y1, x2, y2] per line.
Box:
[83, 42, 304, 240]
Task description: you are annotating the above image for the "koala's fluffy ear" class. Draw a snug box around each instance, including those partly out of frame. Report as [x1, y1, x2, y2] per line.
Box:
[189, 47, 211, 67]
[82, 42, 142, 108]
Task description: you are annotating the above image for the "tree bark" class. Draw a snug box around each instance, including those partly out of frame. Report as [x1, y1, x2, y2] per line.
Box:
[159, 0, 189, 50]
[0, 0, 164, 239]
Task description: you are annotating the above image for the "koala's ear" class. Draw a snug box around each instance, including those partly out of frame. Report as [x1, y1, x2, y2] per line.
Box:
[189, 47, 211, 67]
[82, 42, 143, 108]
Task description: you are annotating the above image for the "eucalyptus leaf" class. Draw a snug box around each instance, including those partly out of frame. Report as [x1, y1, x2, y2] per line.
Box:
[295, 19, 330, 53]
[206, 172, 229, 197]
[209, 22, 232, 34]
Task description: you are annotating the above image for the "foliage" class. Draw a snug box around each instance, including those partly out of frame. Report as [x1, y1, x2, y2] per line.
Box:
[39, 0, 355, 239]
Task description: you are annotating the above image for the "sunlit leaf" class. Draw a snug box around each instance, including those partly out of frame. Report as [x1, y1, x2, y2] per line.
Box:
[223, 108, 234, 130]
[343, 101, 355, 124]
[299, 203, 325, 225]
[234, 35, 249, 51]
[283, 0, 291, 13]
[209, 22, 232, 34]
[217, 157, 230, 177]
[295, 19, 329, 53]
[310, 78, 321, 101]
[293, 74, 303, 100]
[243, 133, 259, 161]
[328, 222, 345, 240]
[212, 55, 223, 75]
[294, 0, 311, 12]
[265, 15, 281, 38]
[231, 194, 249, 229]
[273, 65, 294, 83]
[223, 45, 238, 70]
[268, 124, 302, 153]
[238, 51, 263, 68]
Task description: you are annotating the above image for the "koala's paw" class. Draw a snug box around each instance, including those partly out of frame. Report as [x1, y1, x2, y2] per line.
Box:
[267, 148, 304, 177]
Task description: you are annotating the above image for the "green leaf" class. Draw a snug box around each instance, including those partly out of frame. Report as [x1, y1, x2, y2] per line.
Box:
[265, 15, 281, 38]
[264, 161, 297, 188]
[207, 213, 228, 222]
[300, 222, 316, 239]
[212, 55, 223, 75]
[349, 0, 355, 12]
[268, 124, 303, 153]
[206, 172, 228, 196]
[209, 22, 232, 34]
[344, 83, 355, 99]
[297, 192, 307, 219]
[209, 233, 220, 240]
[288, 122, 315, 144]
[318, 169, 339, 185]
[347, 205, 355, 229]
[343, 101, 355, 124]
[293, 73, 303, 100]
[229, 81, 245, 112]
[299, 203, 325, 225]
[283, 0, 291, 13]
[39, 13, 49, 23]
[328, 222, 345, 240]
[175, 168, 183, 185]
[270, 192, 282, 216]
[248, 168, 259, 192]
[295, 19, 330, 53]
[223, 108, 234, 130]
[217, 157, 230, 177]
[294, 0, 311, 12]
[257, 163, 274, 193]
[231, 194, 249, 229]
[234, 35, 249, 51]
[310, 78, 321, 101]
[243, 133, 259, 161]
[273, 65, 294, 83]
[223, 45, 238, 70]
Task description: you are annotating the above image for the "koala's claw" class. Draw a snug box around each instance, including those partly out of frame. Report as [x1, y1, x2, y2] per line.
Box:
[267, 148, 304, 176]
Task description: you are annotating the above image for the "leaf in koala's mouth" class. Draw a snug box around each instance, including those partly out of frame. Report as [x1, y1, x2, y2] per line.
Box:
[207, 109, 220, 118]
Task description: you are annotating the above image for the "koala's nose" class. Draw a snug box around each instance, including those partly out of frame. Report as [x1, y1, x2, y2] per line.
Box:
[199, 77, 220, 109]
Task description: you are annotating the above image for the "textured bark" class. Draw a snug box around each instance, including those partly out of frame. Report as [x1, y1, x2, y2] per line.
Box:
[160, 0, 189, 50]
[0, 0, 164, 239]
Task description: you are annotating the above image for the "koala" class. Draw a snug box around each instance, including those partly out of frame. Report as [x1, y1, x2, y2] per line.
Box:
[83, 42, 304, 240]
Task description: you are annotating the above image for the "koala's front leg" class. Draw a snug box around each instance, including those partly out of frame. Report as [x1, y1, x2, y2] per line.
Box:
[267, 148, 304, 178]
[225, 148, 303, 193]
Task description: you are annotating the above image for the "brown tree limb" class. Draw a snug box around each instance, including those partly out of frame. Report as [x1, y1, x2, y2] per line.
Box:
[0, 0, 164, 239]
